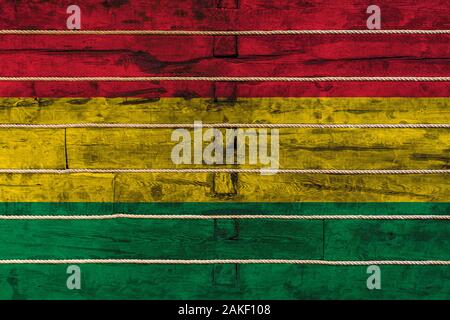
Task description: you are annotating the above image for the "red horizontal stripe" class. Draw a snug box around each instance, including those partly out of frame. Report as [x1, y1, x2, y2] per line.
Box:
[0, 0, 447, 30]
[0, 35, 447, 77]
[0, 1, 447, 97]
[0, 81, 447, 97]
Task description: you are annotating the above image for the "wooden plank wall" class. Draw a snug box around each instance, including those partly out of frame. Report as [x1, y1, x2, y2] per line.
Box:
[0, 0, 448, 299]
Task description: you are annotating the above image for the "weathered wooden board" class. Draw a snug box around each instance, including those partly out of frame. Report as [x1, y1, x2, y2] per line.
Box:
[0, 173, 449, 202]
[1, 265, 450, 299]
[325, 221, 450, 260]
[0, 0, 447, 30]
[0, 97, 449, 124]
[0, 35, 448, 77]
[0, 129, 64, 168]
[1, 81, 448, 97]
[0, 174, 114, 202]
[113, 173, 215, 202]
[237, 174, 450, 202]
[0, 202, 448, 216]
[0, 219, 323, 259]
[234, 82, 450, 98]
[63, 128, 450, 169]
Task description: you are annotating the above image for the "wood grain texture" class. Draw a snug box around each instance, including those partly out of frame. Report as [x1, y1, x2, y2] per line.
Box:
[0, 202, 448, 299]
[0, 97, 449, 124]
[0, 202, 448, 216]
[0, 0, 448, 98]
[0, 204, 449, 299]
[0, 129, 64, 168]
[237, 174, 450, 202]
[0, 173, 448, 202]
[0, 219, 323, 259]
[0, 174, 114, 202]
[0, 35, 447, 77]
[0, 0, 447, 30]
[0, 98, 449, 170]
[1, 264, 450, 299]
[1, 1, 449, 98]
[1, 81, 448, 97]
[113, 173, 214, 202]
[325, 220, 450, 260]
[63, 127, 450, 169]
[0, 97, 447, 201]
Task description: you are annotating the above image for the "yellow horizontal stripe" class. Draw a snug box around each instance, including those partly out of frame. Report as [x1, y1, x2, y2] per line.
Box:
[0, 97, 447, 202]
[0, 173, 447, 202]
[0, 129, 65, 169]
[0, 127, 447, 170]
[62, 128, 449, 170]
[0, 97, 448, 124]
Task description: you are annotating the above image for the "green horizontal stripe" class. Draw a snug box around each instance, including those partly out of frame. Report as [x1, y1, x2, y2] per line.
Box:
[0, 219, 323, 259]
[0, 202, 448, 300]
[0, 202, 449, 215]
[1, 265, 450, 300]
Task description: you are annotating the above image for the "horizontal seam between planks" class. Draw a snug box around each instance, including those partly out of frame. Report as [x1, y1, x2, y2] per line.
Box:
[0, 123, 449, 128]
[0, 214, 449, 220]
[0, 77, 448, 82]
[0, 259, 449, 265]
[0, 30, 449, 35]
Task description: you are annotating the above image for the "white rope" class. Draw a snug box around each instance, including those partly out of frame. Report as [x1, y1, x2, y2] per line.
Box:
[0, 259, 448, 265]
[0, 77, 448, 82]
[0, 29, 449, 35]
[0, 169, 447, 174]
[0, 214, 449, 220]
[0, 123, 449, 129]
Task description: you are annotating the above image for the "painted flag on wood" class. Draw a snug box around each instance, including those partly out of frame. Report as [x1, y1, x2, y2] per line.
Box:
[0, 0, 448, 299]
